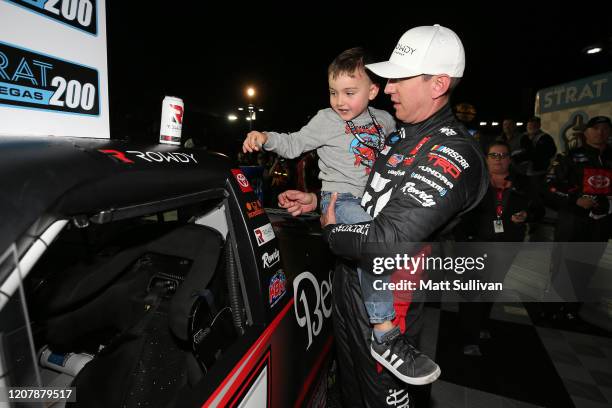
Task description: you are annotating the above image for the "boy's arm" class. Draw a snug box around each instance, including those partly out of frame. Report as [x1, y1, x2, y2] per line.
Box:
[263, 110, 330, 159]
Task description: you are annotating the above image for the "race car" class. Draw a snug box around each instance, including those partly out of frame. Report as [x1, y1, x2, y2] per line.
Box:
[0, 136, 336, 407]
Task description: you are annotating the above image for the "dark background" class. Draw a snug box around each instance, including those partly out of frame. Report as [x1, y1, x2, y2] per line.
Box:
[107, 2, 612, 154]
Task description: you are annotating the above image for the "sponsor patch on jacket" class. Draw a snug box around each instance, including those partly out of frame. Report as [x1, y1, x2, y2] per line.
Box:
[410, 172, 448, 196]
[401, 182, 437, 207]
[269, 270, 287, 307]
[418, 165, 454, 189]
[427, 153, 462, 179]
[331, 223, 370, 235]
[388, 133, 401, 145]
[254, 223, 275, 246]
[386, 154, 405, 167]
[402, 136, 431, 166]
[429, 145, 470, 169]
[583, 168, 612, 195]
[381, 145, 392, 156]
[439, 127, 457, 136]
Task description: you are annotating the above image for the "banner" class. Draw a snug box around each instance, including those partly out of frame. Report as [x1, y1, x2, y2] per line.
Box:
[0, 0, 109, 138]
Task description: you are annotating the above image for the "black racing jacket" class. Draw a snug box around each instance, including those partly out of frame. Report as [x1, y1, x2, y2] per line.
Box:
[544, 144, 612, 241]
[323, 105, 489, 258]
[545, 145, 612, 214]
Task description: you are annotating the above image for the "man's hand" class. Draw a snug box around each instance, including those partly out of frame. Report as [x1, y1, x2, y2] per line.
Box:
[577, 196, 597, 210]
[243, 131, 268, 153]
[278, 190, 317, 216]
[320, 192, 337, 227]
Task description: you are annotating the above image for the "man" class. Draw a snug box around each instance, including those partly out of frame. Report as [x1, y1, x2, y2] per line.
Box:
[279, 25, 488, 406]
[498, 118, 529, 174]
[544, 115, 612, 320]
[523, 116, 557, 181]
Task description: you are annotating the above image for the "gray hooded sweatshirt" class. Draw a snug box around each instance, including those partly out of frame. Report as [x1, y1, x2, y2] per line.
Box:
[264, 107, 396, 197]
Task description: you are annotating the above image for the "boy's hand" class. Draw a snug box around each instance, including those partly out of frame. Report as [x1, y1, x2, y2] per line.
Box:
[243, 131, 268, 153]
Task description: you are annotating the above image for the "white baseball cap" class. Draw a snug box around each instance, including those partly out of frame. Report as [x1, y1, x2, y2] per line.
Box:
[366, 24, 465, 79]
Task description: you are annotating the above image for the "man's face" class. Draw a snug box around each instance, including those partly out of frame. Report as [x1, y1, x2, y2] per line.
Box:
[502, 120, 515, 134]
[384, 75, 432, 123]
[526, 120, 540, 135]
[584, 123, 611, 147]
[328, 69, 378, 121]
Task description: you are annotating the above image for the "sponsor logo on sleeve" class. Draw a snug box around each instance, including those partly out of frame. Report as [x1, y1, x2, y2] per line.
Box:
[410, 172, 447, 196]
[246, 200, 265, 218]
[262, 248, 280, 269]
[386, 153, 405, 168]
[254, 223, 275, 246]
[388, 169, 406, 177]
[439, 127, 457, 136]
[401, 182, 437, 207]
[331, 223, 370, 235]
[427, 153, 462, 179]
[268, 270, 287, 307]
[402, 135, 431, 166]
[231, 169, 253, 193]
[418, 165, 454, 189]
[430, 145, 470, 169]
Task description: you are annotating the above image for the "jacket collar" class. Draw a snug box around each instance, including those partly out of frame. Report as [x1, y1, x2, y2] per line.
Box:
[400, 104, 457, 141]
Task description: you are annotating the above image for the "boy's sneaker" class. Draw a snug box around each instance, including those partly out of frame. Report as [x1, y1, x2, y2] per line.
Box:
[370, 326, 441, 385]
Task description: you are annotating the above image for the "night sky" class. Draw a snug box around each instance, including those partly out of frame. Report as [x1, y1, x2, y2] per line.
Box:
[107, 3, 611, 151]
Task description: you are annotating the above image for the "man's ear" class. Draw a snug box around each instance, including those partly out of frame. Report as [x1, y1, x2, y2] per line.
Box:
[431, 75, 451, 99]
[368, 82, 380, 100]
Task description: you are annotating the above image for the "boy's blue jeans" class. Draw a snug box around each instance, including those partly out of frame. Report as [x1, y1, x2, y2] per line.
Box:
[320, 191, 395, 324]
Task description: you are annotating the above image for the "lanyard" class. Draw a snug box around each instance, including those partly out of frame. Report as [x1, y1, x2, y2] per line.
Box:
[346, 108, 386, 152]
[495, 187, 505, 218]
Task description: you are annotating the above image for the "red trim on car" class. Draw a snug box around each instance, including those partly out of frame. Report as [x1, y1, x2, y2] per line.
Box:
[203, 299, 294, 407]
[293, 335, 334, 408]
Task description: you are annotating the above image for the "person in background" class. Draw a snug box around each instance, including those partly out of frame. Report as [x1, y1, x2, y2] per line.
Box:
[522, 116, 556, 185]
[499, 118, 529, 175]
[543, 115, 612, 321]
[455, 141, 544, 356]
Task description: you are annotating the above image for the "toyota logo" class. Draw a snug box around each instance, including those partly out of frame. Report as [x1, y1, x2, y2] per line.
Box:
[588, 175, 610, 189]
[236, 173, 249, 188]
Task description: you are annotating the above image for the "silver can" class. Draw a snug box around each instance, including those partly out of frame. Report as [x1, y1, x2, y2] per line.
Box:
[159, 96, 184, 145]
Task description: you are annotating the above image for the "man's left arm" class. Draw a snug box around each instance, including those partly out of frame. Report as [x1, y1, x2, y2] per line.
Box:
[324, 140, 486, 259]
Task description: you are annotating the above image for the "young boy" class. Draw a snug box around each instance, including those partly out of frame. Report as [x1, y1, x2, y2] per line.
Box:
[242, 47, 439, 385]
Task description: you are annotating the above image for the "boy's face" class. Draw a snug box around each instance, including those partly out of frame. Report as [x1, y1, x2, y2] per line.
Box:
[328, 69, 379, 121]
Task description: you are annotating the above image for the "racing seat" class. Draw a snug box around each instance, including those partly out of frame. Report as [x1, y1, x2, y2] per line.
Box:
[38, 223, 225, 407]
